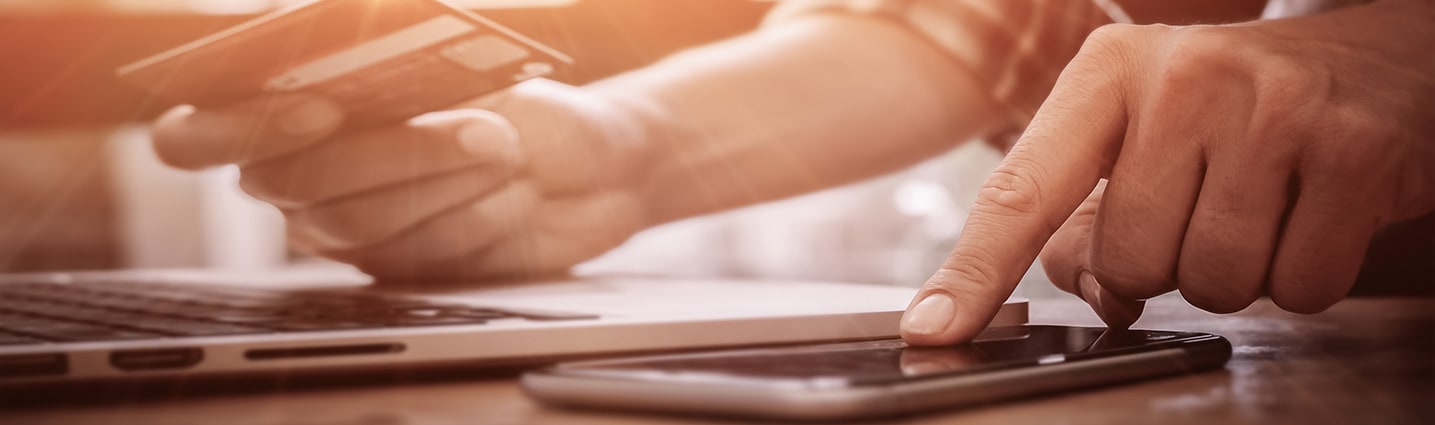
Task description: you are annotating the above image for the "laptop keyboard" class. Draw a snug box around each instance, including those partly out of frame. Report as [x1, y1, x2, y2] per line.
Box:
[0, 281, 595, 345]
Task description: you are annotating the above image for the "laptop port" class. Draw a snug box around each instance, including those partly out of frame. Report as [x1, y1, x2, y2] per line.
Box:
[245, 343, 404, 361]
[0, 353, 67, 378]
[110, 348, 204, 371]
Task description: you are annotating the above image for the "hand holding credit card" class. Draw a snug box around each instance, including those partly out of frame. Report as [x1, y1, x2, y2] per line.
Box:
[133, 0, 642, 282]
[118, 0, 573, 124]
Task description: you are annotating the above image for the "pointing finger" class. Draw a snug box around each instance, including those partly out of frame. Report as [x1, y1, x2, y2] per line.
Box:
[900, 32, 1139, 345]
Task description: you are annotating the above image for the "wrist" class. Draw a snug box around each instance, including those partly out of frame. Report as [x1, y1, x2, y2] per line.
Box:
[582, 77, 699, 229]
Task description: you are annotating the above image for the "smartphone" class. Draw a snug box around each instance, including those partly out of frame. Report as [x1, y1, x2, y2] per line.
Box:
[522, 326, 1231, 420]
[116, 0, 572, 125]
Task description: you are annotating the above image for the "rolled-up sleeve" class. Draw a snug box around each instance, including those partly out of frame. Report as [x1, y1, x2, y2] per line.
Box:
[765, 0, 1130, 139]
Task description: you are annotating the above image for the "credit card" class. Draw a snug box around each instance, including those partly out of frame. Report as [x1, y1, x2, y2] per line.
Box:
[117, 0, 573, 124]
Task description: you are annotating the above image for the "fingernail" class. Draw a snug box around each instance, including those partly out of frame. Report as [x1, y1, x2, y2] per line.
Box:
[410, 109, 519, 158]
[902, 293, 956, 336]
[278, 98, 342, 136]
[1078, 271, 1100, 304]
[1078, 271, 1110, 319]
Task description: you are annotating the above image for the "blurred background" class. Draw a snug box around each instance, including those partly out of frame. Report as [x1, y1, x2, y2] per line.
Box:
[0, 0, 1053, 296]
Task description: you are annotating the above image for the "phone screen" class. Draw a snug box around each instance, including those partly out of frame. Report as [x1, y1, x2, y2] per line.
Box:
[557, 326, 1218, 387]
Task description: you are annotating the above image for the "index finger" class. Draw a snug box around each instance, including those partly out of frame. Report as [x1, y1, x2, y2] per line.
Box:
[900, 54, 1130, 345]
[151, 94, 344, 170]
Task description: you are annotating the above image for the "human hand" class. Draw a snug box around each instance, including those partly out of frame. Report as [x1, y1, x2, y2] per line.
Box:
[900, 0, 1435, 344]
[151, 79, 657, 282]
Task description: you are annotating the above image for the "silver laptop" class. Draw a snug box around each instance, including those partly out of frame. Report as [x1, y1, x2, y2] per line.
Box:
[0, 268, 1027, 387]
[1, 0, 1032, 392]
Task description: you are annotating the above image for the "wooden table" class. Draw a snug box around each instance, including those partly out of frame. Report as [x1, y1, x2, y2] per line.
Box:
[3, 296, 1431, 425]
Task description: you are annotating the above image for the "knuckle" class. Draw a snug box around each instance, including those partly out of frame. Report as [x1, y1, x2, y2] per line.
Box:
[1069, 24, 1158, 86]
[1082, 24, 1147, 61]
[1256, 55, 1327, 106]
[1245, 51, 1330, 122]
[1158, 27, 1227, 81]
[1150, 29, 1231, 103]
[1313, 107, 1396, 180]
[974, 159, 1048, 219]
[1148, 29, 1256, 114]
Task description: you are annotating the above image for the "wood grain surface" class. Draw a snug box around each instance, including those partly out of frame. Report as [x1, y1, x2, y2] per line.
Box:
[2, 295, 1431, 425]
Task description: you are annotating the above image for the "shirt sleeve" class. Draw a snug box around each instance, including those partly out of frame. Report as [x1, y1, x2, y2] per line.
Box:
[764, 0, 1130, 140]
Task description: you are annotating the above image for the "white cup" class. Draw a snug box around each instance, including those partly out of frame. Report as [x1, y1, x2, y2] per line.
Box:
[106, 125, 288, 270]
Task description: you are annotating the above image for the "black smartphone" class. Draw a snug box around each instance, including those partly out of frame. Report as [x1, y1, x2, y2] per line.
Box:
[522, 326, 1231, 421]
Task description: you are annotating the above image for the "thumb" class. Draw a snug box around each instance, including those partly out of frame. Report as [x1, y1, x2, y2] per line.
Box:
[1039, 181, 1144, 328]
[408, 108, 523, 166]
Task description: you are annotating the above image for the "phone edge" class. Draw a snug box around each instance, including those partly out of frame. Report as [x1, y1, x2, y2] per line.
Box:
[520, 333, 1233, 421]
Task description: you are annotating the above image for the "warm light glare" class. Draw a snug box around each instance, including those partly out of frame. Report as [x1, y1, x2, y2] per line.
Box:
[0, 0, 578, 15]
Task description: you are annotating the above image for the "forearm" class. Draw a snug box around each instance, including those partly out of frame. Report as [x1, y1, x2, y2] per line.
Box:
[1114, 0, 1267, 23]
[586, 15, 1003, 225]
